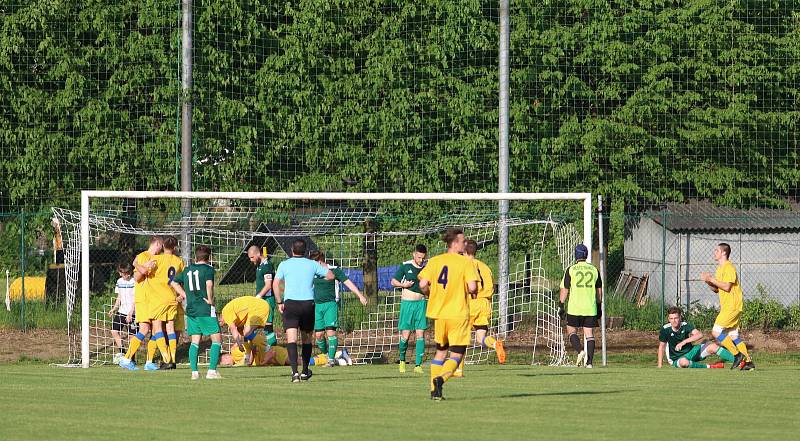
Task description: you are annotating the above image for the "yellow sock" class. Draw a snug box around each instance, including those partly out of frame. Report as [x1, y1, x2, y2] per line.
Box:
[430, 361, 443, 391]
[735, 340, 751, 362]
[440, 358, 459, 382]
[483, 335, 497, 349]
[124, 335, 143, 360]
[156, 336, 172, 363]
[719, 336, 740, 356]
[146, 339, 158, 363]
[457, 357, 465, 371]
[168, 337, 177, 362]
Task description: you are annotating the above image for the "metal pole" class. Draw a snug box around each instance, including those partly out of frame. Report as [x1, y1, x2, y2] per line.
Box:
[497, 0, 510, 336]
[81, 193, 91, 368]
[20, 212, 26, 329]
[660, 209, 667, 321]
[180, 0, 193, 262]
[598, 196, 607, 367]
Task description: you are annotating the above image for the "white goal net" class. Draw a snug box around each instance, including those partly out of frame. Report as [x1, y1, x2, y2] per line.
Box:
[54, 192, 590, 368]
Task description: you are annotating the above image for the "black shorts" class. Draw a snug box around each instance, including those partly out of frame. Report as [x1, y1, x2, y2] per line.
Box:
[112, 312, 137, 334]
[282, 300, 315, 333]
[566, 314, 598, 328]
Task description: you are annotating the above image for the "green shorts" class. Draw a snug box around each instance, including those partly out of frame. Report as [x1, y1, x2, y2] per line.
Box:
[671, 344, 703, 365]
[260, 295, 276, 323]
[314, 301, 339, 331]
[186, 315, 221, 336]
[398, 299, 427, 331]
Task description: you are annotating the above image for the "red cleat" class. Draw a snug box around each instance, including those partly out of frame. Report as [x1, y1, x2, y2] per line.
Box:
[708, 362, 724, 369]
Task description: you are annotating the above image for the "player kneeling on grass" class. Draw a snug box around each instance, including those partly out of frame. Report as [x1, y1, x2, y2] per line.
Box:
[170, 245, 222, 380]
[657, 306, 735, 369]
[218, 296, 271, 367]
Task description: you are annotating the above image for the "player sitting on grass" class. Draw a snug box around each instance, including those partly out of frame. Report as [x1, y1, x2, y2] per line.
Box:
[147, 236, 186, 369]
[454, 239, 506, 377]
[657, 307, 735, 369]
[170, 245, 222, 380]
[391, 244, 428, 374]
[218, 296, 271, 365]
[118, 236, 162, 370]
[109, 263, 137, 364]
[310, 250, 368, 367]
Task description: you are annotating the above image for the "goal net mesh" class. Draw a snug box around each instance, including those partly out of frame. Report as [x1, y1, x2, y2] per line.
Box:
[53, 197, 583, 367]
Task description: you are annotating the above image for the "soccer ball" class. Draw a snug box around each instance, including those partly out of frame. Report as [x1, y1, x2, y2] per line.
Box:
[112, 353, 122, 364]
[336, 358, 348, 366]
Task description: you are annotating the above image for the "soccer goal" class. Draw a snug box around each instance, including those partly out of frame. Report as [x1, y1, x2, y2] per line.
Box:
[53, 191, 591, 368]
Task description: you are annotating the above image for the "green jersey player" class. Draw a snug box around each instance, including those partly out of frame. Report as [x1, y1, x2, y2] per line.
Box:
[657, 306, 734, 369]
[391, 244, 428, 373]
[248, 245, 277, 346]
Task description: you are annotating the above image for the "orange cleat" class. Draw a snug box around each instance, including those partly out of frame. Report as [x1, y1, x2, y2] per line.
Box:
[708, 362, 724, 369]
[495, 340, 507, 364]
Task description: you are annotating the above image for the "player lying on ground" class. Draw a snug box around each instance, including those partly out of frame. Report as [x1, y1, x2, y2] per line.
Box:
[218, 296, 272, 366]
[657, 306, 735, 369]
[221, 338, 353, 367]
[391, 244, 428, 374]
[171, 245, 223, 380]
[310, 250, 368, 367]
[118, 236, 162, 370]
[109, 263, 137, 364]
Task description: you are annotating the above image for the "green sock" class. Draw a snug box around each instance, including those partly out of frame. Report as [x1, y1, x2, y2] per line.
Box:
[266, 332, 277, 346]
[210, 342, 221, 370]
[689, 362, 707, 369]
[189, 343, 199, 372]
[415, 339, 425, 366]
[316, 338, 327, 354]
[327, 336, 338, 360]
[399, 338, 408, 362]
[717, 347, 735, 363]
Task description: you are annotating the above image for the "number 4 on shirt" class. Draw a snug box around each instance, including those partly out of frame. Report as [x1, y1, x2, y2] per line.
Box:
[437, 266, 449, 289]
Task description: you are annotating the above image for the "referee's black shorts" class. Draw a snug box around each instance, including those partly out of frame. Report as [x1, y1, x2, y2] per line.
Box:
[566, 314, 598, 328]
[282, 300, 315, 333]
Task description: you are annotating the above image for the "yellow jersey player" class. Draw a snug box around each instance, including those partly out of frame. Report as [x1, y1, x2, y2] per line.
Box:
[454, 239, 506, 377]
[148, 236, 185, 369]
[118, 236, 162, 370]
[701, 242, 754, 370]
[219, 296, 272, 364]
[418, 227, 478, 400]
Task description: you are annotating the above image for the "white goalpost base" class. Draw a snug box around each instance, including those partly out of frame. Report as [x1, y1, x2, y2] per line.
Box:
[58, 191, 592, 369]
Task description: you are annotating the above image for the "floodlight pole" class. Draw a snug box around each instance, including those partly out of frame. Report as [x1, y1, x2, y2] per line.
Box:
[180, 0, 193, 262]
[598, 195, 607, 366]
[498, 0, 510, 336]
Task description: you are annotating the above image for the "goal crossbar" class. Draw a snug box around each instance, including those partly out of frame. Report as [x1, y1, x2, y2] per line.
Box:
[79, 191, 592, 368]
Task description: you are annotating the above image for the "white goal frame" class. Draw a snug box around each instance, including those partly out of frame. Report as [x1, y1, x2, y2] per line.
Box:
[79, 190, 592, 368]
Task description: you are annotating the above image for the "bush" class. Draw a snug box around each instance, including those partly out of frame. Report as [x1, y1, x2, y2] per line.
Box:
[604, 291, 661, 331]
[786, 304, 800, 330]
[687, 302, 718, 330]
[740, 285, 788, 331]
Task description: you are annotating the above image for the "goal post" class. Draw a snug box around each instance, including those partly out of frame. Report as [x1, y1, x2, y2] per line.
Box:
[71, 191, 591, 368]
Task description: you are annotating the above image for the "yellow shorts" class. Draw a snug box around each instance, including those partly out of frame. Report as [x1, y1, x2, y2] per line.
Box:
[469, 298, 492, 328]
[174, 305, 185, 331]
[714, 309, 741, 329]
[134, 301, 151, 323]
[433, 318, 471, 347]
[150, 303, 177, 322]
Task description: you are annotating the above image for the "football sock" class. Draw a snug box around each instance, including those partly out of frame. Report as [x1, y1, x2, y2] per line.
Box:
[146, 339, 157, 363]
[732, 338, 751, 362]
[287, 343, 298, 374]
[124, 332, 145, 360]
[569, 333, 581, 353]
[716, 347, 735, 363]
[327, 336, 338, 360]
[189, 343, 199, 372]
[716, 333, 740, 356]
[154, 332, 172, 363]
[586, 337, 596, 365]
[690, 362, 707, 369]
[209, 342, 221, 371]
[302, 343, 312, 373]
[430, 359, 444, 391]
[398, 338, 408, 362]
[415, 339, 425, 366]
[482, 335, 497, 349]
[316, 338, 327, 354]
[168, 333, 177, 363]
[440, 357, 460, 382]
[265, 327, 277, 346]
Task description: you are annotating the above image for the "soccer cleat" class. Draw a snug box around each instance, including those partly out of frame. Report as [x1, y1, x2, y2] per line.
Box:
[413, 365, 423, 374]
[575, 350, 586, 367]
[300, 370, 313, 381]
[205, 370, 223, 379]
[144, 362, 159, 371]
[339, 348, 353, 365]
[121, 360, 138, 371]
[740, 361, 756, 371]
[708, 362, 724, 369]
[326, 358, 337, 368]
[452, 369, 464, 378]
[159, 362, 176, 370]
[191, 371, 200, 380]
[585, 364, 593, 369]
[431, 376, 445, 401]
[399, 361, 406, 373]
[291, 373, 301, 383]
[731, 352, 744, 370]
[495, 340, 507, 364]
[113, 353, 123, 365]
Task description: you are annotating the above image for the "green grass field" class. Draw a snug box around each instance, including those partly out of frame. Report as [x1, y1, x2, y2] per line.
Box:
[2, 354, 799, 440]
